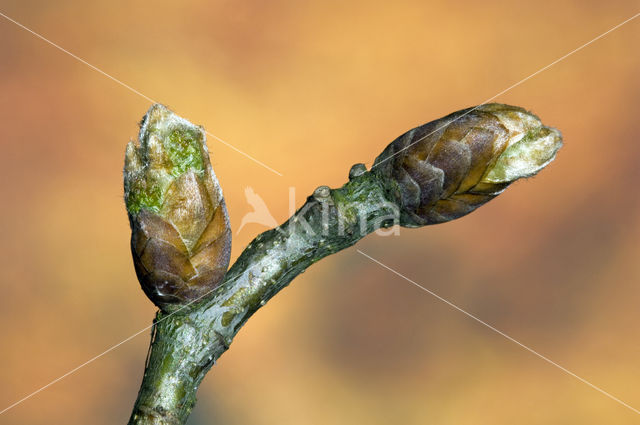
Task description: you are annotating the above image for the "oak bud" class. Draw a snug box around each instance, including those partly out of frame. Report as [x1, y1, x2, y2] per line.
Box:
[124, 104, 231, 311]
[372, 103, 562, 227]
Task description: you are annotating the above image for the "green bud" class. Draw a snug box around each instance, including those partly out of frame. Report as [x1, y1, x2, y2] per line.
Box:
[124, 104, 231, 311]
[372, 103, 562, 227]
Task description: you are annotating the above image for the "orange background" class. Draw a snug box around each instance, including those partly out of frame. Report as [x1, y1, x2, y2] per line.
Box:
[1, 1, 639, 424]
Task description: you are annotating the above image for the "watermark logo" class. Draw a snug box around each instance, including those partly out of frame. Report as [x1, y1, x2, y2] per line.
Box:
[237, 186, 400, 238]
[237, 187, 278, 234]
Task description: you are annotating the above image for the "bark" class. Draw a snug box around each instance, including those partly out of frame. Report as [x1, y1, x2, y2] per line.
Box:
[128, 169, 398, 424]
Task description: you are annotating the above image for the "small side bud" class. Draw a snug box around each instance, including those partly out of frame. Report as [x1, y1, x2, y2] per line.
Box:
[372, 103, 562, 227]
[349, 163, 367, 180]
[313, 185, 331, 200]
[124, 104, 232, 311]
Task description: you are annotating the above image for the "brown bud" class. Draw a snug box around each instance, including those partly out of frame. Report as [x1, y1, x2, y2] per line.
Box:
[124, 104, 231, 311]
[372, 103, 562, 227]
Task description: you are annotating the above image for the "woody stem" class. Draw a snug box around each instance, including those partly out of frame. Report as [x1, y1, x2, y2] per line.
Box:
[128, 169, 399, 424]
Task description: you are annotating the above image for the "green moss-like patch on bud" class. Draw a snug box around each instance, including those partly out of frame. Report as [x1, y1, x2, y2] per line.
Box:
[166, 128, 205, 177]
[126, 181, 164, 214]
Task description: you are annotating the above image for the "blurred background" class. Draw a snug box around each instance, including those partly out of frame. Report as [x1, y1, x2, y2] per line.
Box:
[1, 1, 639, 424]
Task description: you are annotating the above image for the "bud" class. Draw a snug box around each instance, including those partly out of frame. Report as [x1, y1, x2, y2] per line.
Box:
[372, 103, 562, 227]
[124, 104, 231, 311]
